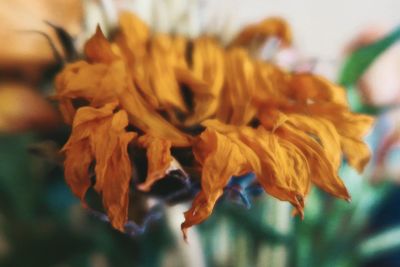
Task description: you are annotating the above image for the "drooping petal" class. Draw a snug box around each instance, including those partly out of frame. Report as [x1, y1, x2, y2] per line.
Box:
[238, 126, 309, 215]
[276, 124, 350, 200]
[310, 106, 374, 172]
[288, 114, 342, 169]
[147, 34, 188, 113]
[297, 104, 374, 139]
[115, 12, 159, 108]
[341, 136, 371, 173]
[278, 102, 374, 172]
[55, 61, 122, 109]
[181, 128, 257, 239]
[253, 61, 290, 103]
[63, 103, 137, 231]
[202, 118, 311, 212]
[288, 74, 348, 106]
[217, 48, 257, 125]
[230, 17, 292, 48]
[137, 134, 173, 192]
[117, 11, 150, 59]
[56, 58, 192, 146]
[63, 139, 92, 201]
[95, 123, 136, 231]
[184, 37, 225, 125]
[119, 77, 192, 146]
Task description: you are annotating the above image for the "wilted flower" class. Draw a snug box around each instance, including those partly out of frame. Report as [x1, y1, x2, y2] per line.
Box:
[55, 12, 373, 239]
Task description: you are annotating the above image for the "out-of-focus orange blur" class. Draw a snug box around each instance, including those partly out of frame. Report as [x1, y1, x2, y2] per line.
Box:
[0, 0, 83, 82]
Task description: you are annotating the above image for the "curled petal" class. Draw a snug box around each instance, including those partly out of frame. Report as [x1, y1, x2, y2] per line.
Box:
[119, 78, 192, 146]
[63, 103, 136, 231]
[230, 17, 292, 48]
[184, 37, 225, 125]
[277, 124, 350, 200]
[147, 34, 188, 113]
[63, 140, 92, 201]
[288, 114, 342, 169]
[137, 134, 173, 192]
[84, 26, 118, 63]
[56, 59, 191, 146]
[341, 136, 371, 173]
[117, 11, 150, 59]
[238, 127, 309, 215]
[217, 49, 257, 125]
[182, 129, 256, 239]
[288, 74, 348, 106]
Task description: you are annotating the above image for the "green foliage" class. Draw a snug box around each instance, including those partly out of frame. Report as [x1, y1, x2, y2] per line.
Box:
[339, 26, 400, 87]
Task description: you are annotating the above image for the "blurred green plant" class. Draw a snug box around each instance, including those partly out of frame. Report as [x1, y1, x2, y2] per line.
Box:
[339, 26, 400, 115]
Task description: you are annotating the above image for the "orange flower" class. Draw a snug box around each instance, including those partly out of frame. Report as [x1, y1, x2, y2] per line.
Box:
[55, 12, 373, 238]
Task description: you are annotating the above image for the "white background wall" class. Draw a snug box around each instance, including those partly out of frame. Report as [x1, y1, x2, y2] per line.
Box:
[219, 0, 400, 60]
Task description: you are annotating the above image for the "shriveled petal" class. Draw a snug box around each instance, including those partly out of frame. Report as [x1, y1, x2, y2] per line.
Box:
[217, 48, 257, 125]
[277, 124, 350, 200]
[147, 34, 188, 113]
[63, 139, 92, 201]
[84, 26, 118, 63]
[288, 74, 348, 106]
[341, 136, 371, 173]
[55, 61, 123, 108]
[56, 59, 191, 146]
[258, 110, 348, 199]
[288, 114, 342, 169]
[182, 128, 257, 239]
[66, 102, 118, 140]
[253, 61, 290, 103]
[114, 13, 159, 108]
[63, 104, 137, 231]
[184, 37, 225, 125]
[230, 17, 292, 48]
[119, 78, 192, 147]
[117, 11, 150, 59]
[202, 118, 310, 212]
[304, 104, 373, 172]
[238, 127, 309, 215]
[137, 134, 173, 192]
[297, 104, 374, 139]
[279, 102, 374, 172]
[97, 129, 136, 231]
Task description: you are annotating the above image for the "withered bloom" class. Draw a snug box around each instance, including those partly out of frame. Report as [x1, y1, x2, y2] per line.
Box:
[55, 12, 373, 239]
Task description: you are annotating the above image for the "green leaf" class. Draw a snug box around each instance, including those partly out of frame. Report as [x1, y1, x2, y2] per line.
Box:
[339, 26, 400, 86]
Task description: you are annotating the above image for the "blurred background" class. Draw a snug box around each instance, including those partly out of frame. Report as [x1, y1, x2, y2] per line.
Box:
[1, 0, 400, 266]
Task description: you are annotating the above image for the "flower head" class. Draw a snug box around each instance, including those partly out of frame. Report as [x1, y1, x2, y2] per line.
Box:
[55, 12, 373, 239]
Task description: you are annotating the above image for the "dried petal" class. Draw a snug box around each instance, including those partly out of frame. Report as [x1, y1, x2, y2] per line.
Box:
[84, 26, 118, 63]
[184, 37, 225, 125]
[182, 128, 257, 239]
[217, 48, 257, 125]
[137, 134, 173, 192]
[63, 103, 136, 231]
[238, 127, 309, 215]
[230, 17, 292, 48]
[288, 74, 348, 106]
